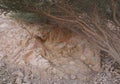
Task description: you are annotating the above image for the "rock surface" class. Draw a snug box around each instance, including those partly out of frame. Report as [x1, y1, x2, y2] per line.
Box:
[0, 15, 119, 84]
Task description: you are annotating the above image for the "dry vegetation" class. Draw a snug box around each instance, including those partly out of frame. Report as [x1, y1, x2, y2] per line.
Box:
[9, 0, 120, 64]
[0, 0, 120, 83]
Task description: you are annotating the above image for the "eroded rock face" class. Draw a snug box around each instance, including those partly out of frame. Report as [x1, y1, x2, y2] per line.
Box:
[0, 16, 101, 81]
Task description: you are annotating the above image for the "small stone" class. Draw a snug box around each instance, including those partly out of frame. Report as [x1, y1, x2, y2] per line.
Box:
[0, 62, 5, 67]
[67, 44, 74, 48]
[80, 55, 86, 60]
[15, 77, 22, 84]
[24, 76, 29, 81]
[59, 76, 63, 80]
[54, 82, 57, 84]
[12, 70, 24, 77]
[70, 75, 77, 80]
[52, 68, 57, 74]
[2, 78, 6, 81]
[57, 43, 66, 49]
[7, 83, 12, 84]
[64, 75, 69, 79]
[69, 61, 75, 65]
[89, 65, 92, 67]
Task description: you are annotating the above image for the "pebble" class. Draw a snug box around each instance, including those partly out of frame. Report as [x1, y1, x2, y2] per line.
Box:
[53, 82, 57, 84]
[23, 76, 31, 83]
[0, 62, 5, 67]
[12, 70, 24, 77]
[15, 77, 22, 84]
[52, 68, 57, 74]
[70, 75, 77, 80]
[59, 76, 63, 80]
[2, 78, 6, 81]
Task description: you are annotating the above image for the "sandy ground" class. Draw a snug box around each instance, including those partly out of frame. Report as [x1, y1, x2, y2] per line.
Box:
[0, 15, 120, 84]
